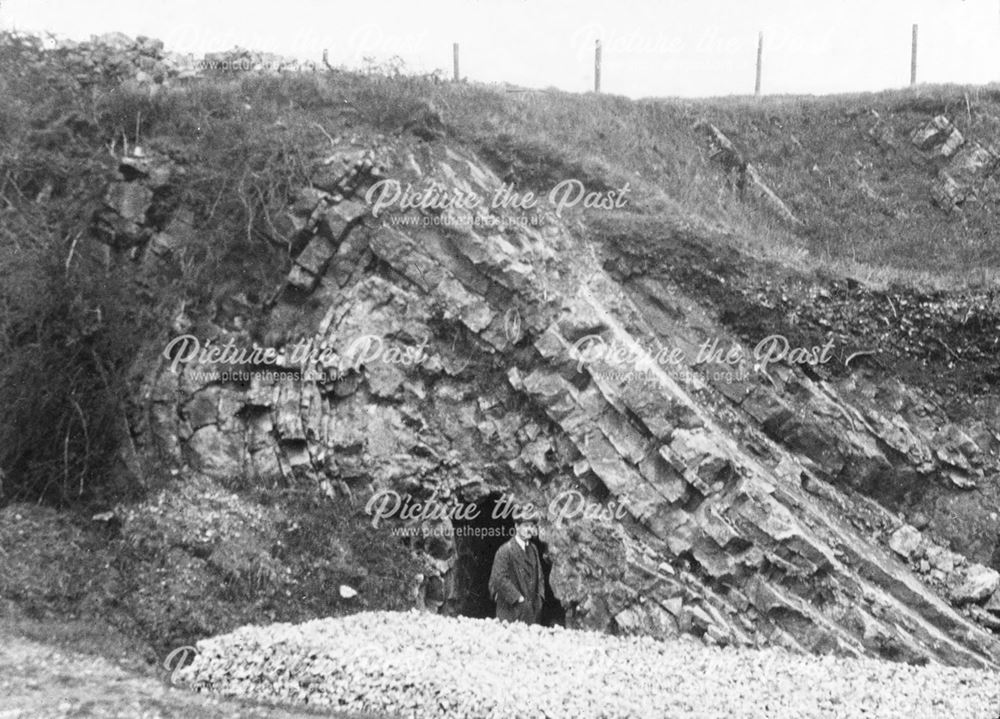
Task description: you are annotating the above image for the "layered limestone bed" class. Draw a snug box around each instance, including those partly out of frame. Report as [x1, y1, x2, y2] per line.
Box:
[177, 611, 1000, 719]
[100, 116, 1000, 666]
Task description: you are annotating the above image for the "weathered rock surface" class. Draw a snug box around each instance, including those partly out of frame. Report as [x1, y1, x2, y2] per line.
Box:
[111, 129, 1000, 667]
[906, 114, 1000, 211]
[951, 566, 1000, 605]
[890, 525, 923, 560]
[912, 115, 964, 157]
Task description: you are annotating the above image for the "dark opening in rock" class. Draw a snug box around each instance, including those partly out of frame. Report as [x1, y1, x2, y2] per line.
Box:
[452, 493, 564, 626]
[453, 494, 514, 619]
[533, 535, 566, 628]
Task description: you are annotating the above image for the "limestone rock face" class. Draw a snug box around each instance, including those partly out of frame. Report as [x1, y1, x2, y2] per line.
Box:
[129, 135, 1000, 669]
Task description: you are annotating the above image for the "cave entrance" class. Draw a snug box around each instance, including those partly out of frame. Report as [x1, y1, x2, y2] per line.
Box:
[533, 535, 566, 627]
[452, 493, 564, 627]
[453, 494, 513, 619]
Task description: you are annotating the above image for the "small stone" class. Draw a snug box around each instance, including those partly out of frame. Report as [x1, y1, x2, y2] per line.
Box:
[286, 264, 318, 293]
[888, 524, 922, 560]
[926, 545, 956, 574]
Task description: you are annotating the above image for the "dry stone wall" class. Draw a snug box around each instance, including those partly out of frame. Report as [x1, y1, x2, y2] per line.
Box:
[43, 32, 320, 91]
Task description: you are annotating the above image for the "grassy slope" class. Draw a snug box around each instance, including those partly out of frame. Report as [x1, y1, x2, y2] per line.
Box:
[406, 80, 1000, 287]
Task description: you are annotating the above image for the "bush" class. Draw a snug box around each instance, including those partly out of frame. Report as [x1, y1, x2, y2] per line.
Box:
[0, 33, 149, 505]
[0, 34, 306, 506]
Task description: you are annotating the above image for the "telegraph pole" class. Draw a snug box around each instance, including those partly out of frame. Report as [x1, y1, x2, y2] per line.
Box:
[755, 31, 763, 96]
[594, 39, 602, 93]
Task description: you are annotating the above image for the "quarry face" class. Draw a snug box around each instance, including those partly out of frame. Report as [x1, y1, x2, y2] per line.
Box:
[8, 36, 1000, 717]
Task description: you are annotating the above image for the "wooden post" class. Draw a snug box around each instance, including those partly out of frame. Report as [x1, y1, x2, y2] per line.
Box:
[911, 24, 918, 86]
[453, 43, 460, 82]
[755, 31, 763, 96]
[594, 39, 601, 93]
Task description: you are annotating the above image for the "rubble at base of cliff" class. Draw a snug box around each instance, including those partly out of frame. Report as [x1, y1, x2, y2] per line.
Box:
[177, 611, 1000, 719]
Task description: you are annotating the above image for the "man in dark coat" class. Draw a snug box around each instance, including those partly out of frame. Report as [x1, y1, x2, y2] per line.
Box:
[488, 516, 545, 624]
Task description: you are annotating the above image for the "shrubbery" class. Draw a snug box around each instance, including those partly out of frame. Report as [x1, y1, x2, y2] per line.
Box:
[0, 34, 303, 505]
[0, 33, 143, 505]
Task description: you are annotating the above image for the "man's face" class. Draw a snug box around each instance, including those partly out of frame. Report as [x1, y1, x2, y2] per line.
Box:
[515, 521, 536, 541]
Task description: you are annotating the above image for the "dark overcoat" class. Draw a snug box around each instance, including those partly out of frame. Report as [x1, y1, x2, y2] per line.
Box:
[488, 536, 545, 624]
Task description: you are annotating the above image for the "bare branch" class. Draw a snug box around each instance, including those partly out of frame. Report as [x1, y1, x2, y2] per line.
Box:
[65, 230, 82, 277]
[312, 121, 337, 148]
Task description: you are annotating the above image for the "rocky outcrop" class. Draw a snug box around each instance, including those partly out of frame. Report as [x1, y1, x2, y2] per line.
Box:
[912, 115, 965, 158]
[33, 31, 321, 92]
[905, 114, 1000, 211]
[695, 121, 802, 225]
[109, 127, 1000, 669]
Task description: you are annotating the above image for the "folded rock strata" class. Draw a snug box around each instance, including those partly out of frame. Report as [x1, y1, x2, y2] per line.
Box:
[126, 135, 1000, 669]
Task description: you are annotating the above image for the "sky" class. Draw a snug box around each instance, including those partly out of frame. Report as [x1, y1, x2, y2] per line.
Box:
[2, 0, 999, 98]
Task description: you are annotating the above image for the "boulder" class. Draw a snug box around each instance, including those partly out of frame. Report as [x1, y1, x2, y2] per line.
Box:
[287, 264, 320, 293]
[925, 545, 956, 574]
[947, 143, 998, 185]
[294, 237, 338, 277]
[932, 175, 970, 211]
[911, 115, 963, 157]
[949, 565, 1000, 605]
[888, 524, 923, 560]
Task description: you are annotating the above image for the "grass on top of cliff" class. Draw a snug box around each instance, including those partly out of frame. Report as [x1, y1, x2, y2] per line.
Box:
[307, 65, 1000, 288]
[82, 58, 1000, 290]
[103, 62, 985, 289]
[418, 79, 1000, 289]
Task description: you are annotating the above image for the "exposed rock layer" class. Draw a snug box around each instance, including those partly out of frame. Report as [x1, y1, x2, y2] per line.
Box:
[104, 132, 1000, 668]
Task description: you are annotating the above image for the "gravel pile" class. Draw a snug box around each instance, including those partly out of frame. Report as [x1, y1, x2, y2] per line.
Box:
[177, 611, 1000, 718]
